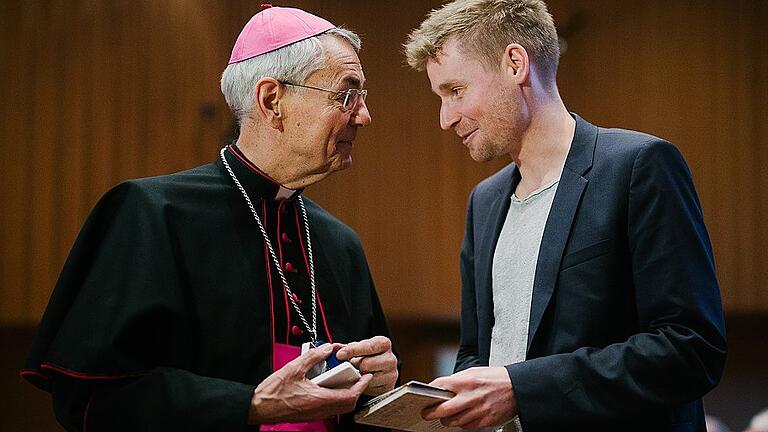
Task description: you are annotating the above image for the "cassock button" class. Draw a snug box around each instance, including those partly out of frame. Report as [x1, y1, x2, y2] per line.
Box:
[291, 293, 302, 304]
[284, 262, 296, 272]
[281, 233, 290, 243]
[291, 325, 303, 336]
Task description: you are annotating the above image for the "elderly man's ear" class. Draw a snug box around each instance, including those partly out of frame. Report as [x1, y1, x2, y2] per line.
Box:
[254, 78, 284, 131]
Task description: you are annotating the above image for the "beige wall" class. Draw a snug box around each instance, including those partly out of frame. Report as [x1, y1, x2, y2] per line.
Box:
[1, 0, 767, 325]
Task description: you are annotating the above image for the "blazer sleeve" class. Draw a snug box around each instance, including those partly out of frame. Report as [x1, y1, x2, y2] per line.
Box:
[455, 189, 482, 372]
[506, 140, 727, 427]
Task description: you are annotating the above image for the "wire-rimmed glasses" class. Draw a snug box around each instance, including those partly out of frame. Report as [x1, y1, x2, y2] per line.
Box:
[281, 81, 368, 112]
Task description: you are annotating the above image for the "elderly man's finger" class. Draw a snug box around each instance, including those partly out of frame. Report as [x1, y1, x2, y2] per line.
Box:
[312, 373, 373, 414]
[348, 357, 363, 369]
[336, 336, 391, 361]
[285, 343, 333, 375]
[366, 370, 398, 391]
[345, 373, 373, 398]
[358, 352, 397, 374]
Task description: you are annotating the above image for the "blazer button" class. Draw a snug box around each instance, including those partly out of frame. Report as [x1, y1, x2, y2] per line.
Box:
[284, 262, 296, 272]
[291, 325, 303, 336]
[281, 233, 291, 243]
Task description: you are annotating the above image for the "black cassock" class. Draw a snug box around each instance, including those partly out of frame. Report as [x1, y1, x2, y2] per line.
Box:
[23, 144, 393, 431]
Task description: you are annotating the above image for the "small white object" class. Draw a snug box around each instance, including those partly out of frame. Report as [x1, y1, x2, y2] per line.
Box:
[301, 342, 326, 379]
[311, 362, 361, 389]
[301, 342, 313, 355]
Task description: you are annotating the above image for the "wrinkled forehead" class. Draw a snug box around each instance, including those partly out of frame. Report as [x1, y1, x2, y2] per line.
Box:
[317, 36, 366, 87]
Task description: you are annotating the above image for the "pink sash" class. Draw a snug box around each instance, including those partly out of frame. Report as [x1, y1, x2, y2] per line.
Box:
[260, 343, 334, 432]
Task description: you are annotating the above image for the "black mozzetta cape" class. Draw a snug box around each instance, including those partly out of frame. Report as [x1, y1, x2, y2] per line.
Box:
[22, 144, 392, 431]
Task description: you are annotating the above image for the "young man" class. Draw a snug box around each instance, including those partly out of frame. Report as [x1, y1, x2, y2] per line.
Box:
[405, 1, 726, 430]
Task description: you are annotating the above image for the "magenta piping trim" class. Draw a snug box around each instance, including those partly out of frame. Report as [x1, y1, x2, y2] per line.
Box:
[263, 200, 277, 371]
[276, 200, 291, 342]
[20, 369, 47, 380]
[40, 363, 145, 380]
[227, 144, 279, 183]
[293, 205, 333, 343]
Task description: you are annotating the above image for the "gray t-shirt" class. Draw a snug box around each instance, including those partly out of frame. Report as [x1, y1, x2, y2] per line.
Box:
[490, 179, 559, 432]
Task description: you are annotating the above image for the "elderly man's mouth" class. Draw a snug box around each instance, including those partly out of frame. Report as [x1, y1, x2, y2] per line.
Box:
[461, 129, 478, 145]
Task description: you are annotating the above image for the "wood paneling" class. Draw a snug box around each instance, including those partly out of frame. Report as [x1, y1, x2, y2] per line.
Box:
[549, 0, 768, 313]
[1, 0, 767, 325]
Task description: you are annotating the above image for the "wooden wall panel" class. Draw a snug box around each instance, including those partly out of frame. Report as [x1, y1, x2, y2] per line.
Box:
[1, 0, 766, 324]
[0, 0, 28, 323]
[753, 0, 768, 311]
[550, 0, 768, 313]
[26, 1, 57, 321]
[303, 0, 509, 319]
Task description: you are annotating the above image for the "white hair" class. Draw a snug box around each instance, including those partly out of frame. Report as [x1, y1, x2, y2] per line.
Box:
[221, 27, 361, 124]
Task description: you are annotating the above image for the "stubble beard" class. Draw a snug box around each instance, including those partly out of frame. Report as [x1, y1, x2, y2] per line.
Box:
[466, 116, 512, 162]
[469, 137, 506, 162]
[470, 90, 524, 163]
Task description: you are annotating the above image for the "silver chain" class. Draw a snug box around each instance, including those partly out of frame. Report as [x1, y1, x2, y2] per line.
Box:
[220, 147, 317, 342]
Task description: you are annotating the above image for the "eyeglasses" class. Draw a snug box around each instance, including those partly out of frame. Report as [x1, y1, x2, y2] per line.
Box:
[281, 81, 368, 112]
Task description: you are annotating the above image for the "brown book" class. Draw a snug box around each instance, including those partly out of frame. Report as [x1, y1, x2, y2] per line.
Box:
[354, 381, 461, 432]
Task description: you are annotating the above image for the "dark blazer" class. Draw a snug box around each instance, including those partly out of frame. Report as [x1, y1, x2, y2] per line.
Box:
[455, 114, 726, 431]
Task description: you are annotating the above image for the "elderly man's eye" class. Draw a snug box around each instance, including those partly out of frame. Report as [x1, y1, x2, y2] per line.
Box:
[451, 87, 464, 97]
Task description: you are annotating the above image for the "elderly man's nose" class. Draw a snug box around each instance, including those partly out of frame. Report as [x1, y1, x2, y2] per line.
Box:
[351, 98, 371, 126]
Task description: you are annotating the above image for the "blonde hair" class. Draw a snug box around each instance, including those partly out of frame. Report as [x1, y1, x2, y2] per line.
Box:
[404, 0, 559, 81]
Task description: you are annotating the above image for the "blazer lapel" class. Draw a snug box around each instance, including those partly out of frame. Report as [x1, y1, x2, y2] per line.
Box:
[527, 114, 598, 352]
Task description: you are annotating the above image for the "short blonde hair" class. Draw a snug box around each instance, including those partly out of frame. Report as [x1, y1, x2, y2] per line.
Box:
[404, 0, 559, 81]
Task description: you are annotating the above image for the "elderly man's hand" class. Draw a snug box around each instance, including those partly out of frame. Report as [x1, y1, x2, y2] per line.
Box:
[248, 343, 373, 424]
[334, 336, 398, 396]
[421, 366, 517, 429]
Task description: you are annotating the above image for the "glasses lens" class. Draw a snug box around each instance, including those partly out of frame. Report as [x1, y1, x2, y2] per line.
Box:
[342, 90, 367, 111]
[342, 91, 353, 111]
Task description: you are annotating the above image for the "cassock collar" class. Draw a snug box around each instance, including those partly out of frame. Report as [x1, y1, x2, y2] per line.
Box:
[223, 144, 303, 201]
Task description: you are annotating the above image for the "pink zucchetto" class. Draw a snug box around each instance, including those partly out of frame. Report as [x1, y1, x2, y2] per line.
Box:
[228, 4, 336, 64]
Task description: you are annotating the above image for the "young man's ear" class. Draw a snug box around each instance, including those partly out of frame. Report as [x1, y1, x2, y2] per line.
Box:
[253, 78, 284, 130]
[502, 43, 530, 84]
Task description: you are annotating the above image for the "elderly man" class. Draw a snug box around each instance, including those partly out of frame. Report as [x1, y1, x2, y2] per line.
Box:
[405, 0, 726, 431]
[22, 5, 397, 431]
